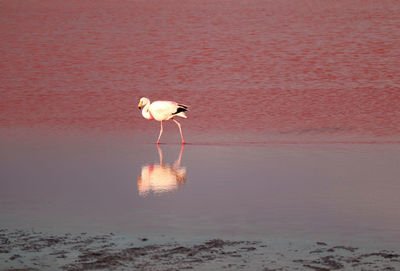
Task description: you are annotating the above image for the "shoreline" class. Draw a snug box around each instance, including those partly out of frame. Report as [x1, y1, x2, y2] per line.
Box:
[1, 228, 399, 271]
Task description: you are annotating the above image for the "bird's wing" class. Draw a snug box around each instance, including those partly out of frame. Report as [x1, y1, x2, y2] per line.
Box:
[149, 101, 178, 119]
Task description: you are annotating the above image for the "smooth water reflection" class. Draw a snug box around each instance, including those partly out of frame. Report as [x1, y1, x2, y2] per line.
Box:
[138, 145, 186, 196]
[1, 133, 400, 247]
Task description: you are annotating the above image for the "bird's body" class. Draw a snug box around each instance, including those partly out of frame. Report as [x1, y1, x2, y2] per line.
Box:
[146, 100, 188, 121]
[138, 97, 188, 144]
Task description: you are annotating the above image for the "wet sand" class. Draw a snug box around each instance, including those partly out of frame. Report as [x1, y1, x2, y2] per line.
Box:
[1, 228, 399, 271]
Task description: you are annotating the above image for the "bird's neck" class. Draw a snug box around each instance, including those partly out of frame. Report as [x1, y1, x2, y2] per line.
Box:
[141, 104, 153, 120]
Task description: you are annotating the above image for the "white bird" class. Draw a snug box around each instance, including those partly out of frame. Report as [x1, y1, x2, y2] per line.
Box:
[138, 97, 188, 144]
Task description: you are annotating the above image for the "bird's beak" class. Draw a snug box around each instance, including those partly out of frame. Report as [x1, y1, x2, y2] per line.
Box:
[138, 101, 143, 110]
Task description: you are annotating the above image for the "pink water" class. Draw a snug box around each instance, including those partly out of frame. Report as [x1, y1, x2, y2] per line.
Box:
[1, 0, 400, 141]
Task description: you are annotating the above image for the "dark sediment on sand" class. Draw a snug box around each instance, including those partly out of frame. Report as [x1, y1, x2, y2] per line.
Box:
[1, 229, 399, 271]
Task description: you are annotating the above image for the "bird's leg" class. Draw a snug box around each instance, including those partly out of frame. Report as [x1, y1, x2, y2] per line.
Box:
[172, 119, 185, 144]
[157, 121, 163, 144]
[157, 144, 163, 165]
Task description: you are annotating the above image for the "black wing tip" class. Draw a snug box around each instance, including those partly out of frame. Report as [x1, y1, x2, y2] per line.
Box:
[177, 104, 189, 111]
[174, 106, 188, 115]
[178, 104, 189, 109]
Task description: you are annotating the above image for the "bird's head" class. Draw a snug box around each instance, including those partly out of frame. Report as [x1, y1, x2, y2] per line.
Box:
[138, 97, 149, 110]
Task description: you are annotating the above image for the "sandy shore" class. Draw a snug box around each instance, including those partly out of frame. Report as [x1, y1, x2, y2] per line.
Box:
[1, 229, 399, 271]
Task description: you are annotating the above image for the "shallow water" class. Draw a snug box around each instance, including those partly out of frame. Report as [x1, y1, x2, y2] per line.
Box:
[1, 133, 400, 249]
[1, 0, 400, 254]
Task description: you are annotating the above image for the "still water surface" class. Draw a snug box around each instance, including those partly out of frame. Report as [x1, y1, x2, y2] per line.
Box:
[1, 135, 400, 247]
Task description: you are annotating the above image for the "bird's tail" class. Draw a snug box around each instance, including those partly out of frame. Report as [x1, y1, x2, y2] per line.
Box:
[178, 104, 189, 111]
[176, 112, 187, 118]
[173, 104, 189, 118]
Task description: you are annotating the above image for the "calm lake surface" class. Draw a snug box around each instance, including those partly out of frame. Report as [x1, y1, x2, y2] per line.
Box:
[1, 136, 400, 249]
[1, 0, 400, 249]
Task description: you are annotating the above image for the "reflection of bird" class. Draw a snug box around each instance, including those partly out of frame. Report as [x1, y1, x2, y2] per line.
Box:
[138, 97, 188, 144]
[137, 145, 186, 196]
